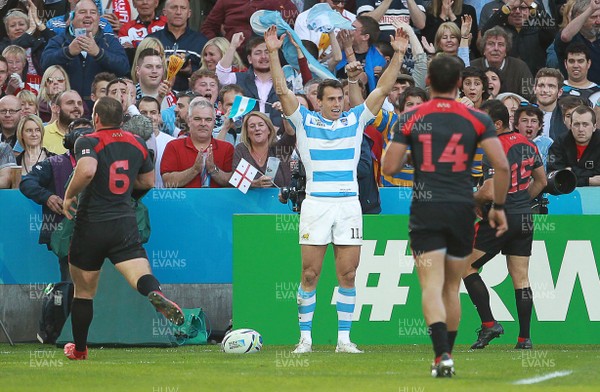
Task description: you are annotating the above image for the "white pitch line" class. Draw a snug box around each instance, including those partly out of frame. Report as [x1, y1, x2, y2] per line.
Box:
[513, 370, 573, 385]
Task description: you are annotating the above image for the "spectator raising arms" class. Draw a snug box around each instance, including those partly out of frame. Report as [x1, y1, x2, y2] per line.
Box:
[0, 3, 55, 76]
[200, 37, 245, 73]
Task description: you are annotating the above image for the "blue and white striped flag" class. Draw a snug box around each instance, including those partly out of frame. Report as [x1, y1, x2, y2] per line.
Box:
[229, 96, 258, 119]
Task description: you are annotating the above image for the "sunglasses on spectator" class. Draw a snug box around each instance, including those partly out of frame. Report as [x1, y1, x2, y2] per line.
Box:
[520, 102, 539, 108]
[47, 77, 66, 84]
[177, 90, 199, 99]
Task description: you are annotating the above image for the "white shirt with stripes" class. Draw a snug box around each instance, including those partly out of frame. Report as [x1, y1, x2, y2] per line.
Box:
[286, 103, 375, 198]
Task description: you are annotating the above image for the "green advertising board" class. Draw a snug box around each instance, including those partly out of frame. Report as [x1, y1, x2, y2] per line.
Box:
[233, 214, 600, 345]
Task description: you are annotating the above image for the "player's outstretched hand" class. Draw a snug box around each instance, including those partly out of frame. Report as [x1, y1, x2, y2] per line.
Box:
[63, 196, 78, 220]
[264, 25, 285, 52]
[488, 208, 508, 237]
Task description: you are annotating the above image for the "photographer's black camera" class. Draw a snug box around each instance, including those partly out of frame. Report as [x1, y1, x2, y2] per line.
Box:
[281, 161, 306, 213]
[532, 169, 577, 214]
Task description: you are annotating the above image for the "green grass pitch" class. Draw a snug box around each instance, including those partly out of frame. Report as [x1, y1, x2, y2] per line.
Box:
[1, 344, 598, 391]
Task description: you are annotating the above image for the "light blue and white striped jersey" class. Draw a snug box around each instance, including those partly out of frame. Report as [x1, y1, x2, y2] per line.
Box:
[286, 103, 375, 198]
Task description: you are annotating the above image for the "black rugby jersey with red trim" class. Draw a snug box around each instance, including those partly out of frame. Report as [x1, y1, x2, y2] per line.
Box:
[74, 129, 154, 222]
[392, 98, 497, 203]
[483, 131, 543, 214]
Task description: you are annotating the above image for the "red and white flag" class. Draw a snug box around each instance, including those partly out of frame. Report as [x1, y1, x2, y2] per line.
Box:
[110, 0, 132, 23]
[229, 159, 258, 194]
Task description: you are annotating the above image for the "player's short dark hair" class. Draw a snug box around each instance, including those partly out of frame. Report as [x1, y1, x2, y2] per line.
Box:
[513, 104, 544, 133]
[94, 97, 123, 127]
[317, 79, 343, 100]
[137, 96, 161, 112]
[480, 99, 509, 128]
[396, 87, 429, 112]
[570, 104, 596, 125]
[565, 42, 591, 62]
[427, 54, 463, 93]
[218, 84, 244, 103]
[356, 15, 380, 46]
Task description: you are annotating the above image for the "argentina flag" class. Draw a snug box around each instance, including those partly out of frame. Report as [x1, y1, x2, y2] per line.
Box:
[228, 96, 258, 119]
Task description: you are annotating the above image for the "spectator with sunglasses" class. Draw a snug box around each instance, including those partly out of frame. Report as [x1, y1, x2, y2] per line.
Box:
[38, 66, 70, 123]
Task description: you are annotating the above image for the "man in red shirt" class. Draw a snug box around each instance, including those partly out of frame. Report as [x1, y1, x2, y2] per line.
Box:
[161, 97, 233, 188]
[118, 0, 167, 48]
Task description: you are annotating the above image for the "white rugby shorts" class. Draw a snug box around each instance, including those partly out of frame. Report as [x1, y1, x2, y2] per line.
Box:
[299, 197, 363, 246]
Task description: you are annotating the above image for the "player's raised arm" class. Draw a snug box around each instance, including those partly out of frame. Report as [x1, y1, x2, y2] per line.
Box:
[265, 26, 299, 117]
[364, 26, 409, 115]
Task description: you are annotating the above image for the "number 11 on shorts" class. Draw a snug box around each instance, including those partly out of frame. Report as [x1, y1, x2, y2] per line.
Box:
[351, 228, 362, 239]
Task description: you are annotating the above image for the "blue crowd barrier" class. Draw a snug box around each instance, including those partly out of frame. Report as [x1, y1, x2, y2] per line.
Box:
[0, 187, 597, 284]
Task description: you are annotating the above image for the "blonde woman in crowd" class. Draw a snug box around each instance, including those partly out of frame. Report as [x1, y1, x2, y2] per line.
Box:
[15, 114, 53, 176]
[38, 65, 70, 122]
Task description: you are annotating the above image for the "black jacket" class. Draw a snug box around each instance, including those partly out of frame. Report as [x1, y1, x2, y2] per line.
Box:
[548, 130, 600, 186]
[236, 66, 283, 130]
[357, 134, 381, 214]
[19, 153, 74, 244]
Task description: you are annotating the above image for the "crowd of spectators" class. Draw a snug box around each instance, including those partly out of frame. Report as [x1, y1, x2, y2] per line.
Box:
[1, 0, 600, 192]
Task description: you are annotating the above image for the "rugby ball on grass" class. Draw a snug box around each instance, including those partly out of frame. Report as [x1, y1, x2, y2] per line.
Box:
[222, 329, 263, 354]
